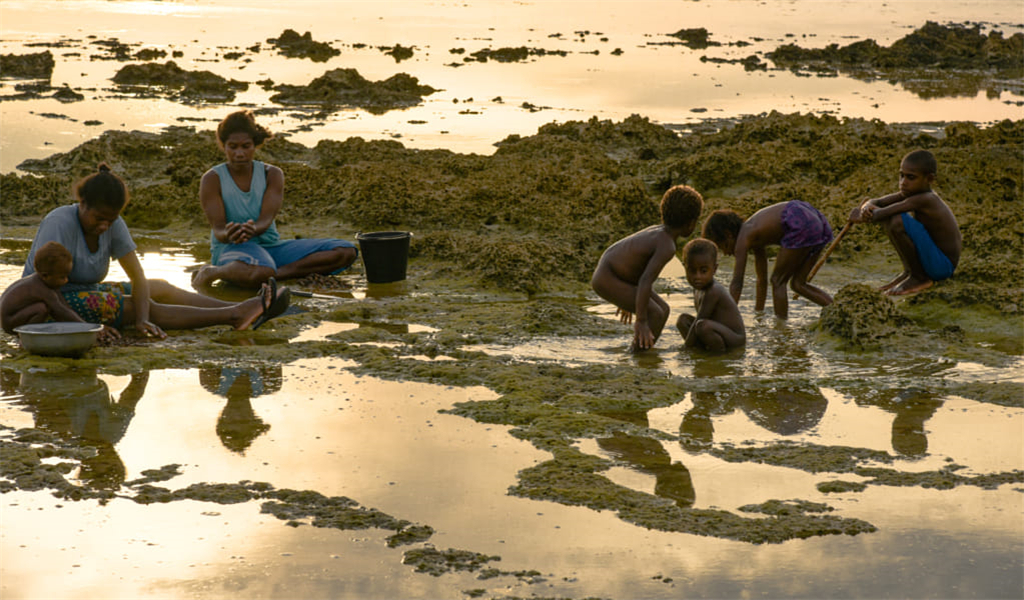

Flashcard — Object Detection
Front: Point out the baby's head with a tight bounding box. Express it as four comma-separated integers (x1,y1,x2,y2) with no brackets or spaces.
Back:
682,238,718,290
701,209,744,256
34,241,73,289
661,185,704,235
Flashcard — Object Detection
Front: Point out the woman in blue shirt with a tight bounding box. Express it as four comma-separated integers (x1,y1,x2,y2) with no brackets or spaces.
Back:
191,110,358,289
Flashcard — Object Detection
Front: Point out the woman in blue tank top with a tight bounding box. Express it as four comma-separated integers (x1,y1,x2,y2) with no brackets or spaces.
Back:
192,110,358,289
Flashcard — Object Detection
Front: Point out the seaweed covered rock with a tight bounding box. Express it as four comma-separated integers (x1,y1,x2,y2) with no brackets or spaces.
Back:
818,284,911,346
767,22,1023,98
0,51,55,80
111,61,248,102
267,29,340,62
269,68,436,113
2,113,1021,299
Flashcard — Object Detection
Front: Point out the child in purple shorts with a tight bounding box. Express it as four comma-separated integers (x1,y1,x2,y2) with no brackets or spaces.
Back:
702,200,834,319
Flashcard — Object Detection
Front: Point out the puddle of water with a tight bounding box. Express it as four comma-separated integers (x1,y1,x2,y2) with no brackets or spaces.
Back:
2,249,1022,598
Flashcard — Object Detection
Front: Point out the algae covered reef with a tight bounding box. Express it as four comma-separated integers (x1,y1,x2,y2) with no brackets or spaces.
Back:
766,21,1024,98
3,110,1021,308
1,110,1022,591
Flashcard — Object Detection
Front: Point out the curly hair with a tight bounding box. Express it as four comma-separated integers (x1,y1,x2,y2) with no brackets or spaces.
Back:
701,209,744,247
217,110,273,146
34,241,72,275
660,185,704,229
75,162,129,212
682,238,718,265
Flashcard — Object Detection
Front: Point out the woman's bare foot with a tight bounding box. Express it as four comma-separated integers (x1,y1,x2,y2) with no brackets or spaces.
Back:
887,277,933,296
191,265,218,290
878,272,908,292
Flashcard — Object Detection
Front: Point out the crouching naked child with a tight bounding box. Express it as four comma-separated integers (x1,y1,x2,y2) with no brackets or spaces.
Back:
0,242,99,334
848,149,961,296
702,199,834,319
676,239,745,352
591,185,704,351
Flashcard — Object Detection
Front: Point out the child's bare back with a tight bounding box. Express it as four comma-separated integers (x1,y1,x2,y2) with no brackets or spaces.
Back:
1,241,79,334
596,225,678,286
591,185,704,351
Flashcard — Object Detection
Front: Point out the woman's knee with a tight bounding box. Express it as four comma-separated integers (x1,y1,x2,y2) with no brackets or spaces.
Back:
334,246,358,268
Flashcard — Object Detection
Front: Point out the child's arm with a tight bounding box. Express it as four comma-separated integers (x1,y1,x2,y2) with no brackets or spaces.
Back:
850,192,903,223
728,240,748,303
862,192,932,222
683,289,718,348
39,286,85,324
632,240,675,349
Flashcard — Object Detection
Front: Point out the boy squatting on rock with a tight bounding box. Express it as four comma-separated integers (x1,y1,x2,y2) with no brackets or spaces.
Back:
675,238,746,352
591,185,704,351
0,241,86,335
848,149,961,296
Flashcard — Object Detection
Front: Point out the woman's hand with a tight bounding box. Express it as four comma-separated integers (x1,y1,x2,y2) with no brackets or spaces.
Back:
225,220,256,244
135,320,167,340
97,325,121,344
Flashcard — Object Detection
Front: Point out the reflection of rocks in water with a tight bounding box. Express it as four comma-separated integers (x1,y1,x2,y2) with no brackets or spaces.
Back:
766,22,1024,98
200,367,280,454
819,284,911,347
462,46,568,63
1,51,55,80
111,61,249,102
597,431,695,507
664,28,721,50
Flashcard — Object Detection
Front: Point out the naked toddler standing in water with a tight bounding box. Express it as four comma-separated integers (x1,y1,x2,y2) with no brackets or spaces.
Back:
676,238,745,352
591,185,704,351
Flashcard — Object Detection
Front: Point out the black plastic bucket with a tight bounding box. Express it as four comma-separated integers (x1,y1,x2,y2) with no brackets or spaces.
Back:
356,231,412,283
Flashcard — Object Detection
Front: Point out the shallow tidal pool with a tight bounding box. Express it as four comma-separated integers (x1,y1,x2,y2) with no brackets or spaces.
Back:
1,250,1022,599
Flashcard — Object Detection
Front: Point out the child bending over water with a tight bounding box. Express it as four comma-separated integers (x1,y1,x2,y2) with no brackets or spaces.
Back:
0,242,91,335
676,239,745,352
591,185,704,351
702,199,833,319
848,149,961,296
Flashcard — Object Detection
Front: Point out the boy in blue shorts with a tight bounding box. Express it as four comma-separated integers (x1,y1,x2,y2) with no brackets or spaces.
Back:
849,150,961,296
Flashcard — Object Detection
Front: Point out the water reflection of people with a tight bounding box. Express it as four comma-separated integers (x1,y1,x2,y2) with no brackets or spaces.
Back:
199,366,280,454
859,388,942,458
680,385,828,450
13,368,148,489
596,409,695,507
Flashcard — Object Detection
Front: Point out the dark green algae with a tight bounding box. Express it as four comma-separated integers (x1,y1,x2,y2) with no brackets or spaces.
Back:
766,22,1024,99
